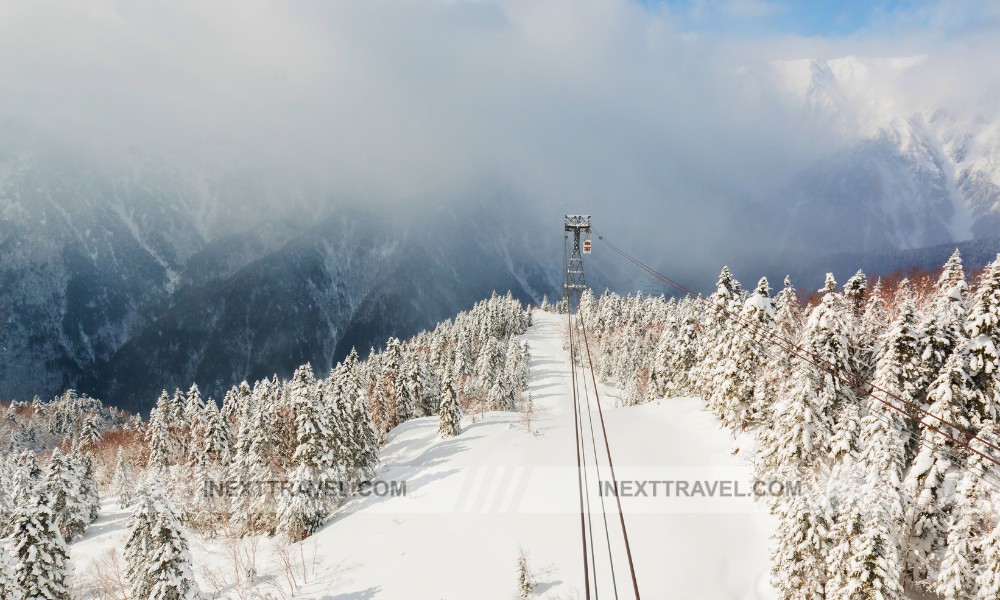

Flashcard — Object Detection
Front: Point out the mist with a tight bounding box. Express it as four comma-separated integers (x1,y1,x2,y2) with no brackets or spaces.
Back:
2,0,999,284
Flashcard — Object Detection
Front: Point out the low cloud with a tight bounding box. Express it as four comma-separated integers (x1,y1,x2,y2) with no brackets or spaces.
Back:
0,0,997,276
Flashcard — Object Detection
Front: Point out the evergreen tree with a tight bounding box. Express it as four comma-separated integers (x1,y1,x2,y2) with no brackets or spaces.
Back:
344,349,379,482
147,407,172,473
381,338,412,430
859,293,921,522
843,269,868,319
113,447,134,508
977,520,1000,599
696,266,742,406
80,414,103,450
201,398,232,464
10,451,42,512
858,278,889,382
70,447,100,524
770,483,828,600
717,277,775,431
276,364,340,541
0,543,12,600
666,297,702,396
11,493,71,600
231,396,279,536
904,353,974,586
824,468,903,600
916,250,968,402
439,367,462,438
963,254,1000,425
43,449,88,543
754,277,802,426
124,481,202,600
936,422,1000,599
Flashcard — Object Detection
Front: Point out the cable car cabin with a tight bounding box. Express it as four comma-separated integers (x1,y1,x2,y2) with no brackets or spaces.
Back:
583,238,592,254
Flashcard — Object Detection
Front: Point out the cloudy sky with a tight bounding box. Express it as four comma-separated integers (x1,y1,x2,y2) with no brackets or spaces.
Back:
1,0,998,274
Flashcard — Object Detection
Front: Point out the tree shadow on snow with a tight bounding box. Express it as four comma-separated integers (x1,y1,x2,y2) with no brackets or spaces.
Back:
320,586,381,599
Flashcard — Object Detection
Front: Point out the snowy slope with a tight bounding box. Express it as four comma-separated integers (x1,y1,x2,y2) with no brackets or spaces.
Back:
70,311,775,599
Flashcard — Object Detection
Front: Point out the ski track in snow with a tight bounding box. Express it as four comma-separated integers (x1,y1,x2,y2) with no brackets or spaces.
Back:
71,311,776,599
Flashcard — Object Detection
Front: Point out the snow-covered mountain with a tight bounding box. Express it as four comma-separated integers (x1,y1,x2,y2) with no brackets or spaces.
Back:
760,56,1000,256
0,138,559,411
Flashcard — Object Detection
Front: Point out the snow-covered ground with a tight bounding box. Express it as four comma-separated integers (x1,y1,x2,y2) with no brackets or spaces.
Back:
71,311,775,599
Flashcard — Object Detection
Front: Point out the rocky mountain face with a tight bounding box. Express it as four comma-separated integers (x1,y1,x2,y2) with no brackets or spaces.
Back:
0,141,558,413
759,56,1000,257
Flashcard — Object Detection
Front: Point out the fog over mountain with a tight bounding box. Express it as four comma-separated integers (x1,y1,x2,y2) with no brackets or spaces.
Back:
2,0,1000,409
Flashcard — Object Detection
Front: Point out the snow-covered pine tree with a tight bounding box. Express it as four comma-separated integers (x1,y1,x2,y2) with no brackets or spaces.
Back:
666,297,702,397
276,363,340,542
10,451,41,512
978,518,1000,599
147,405,172,473
201,397,232,464
859,292,921,524
829,488,903,599
903,352,974,587
381,338,413,431
717,277,775,431
124,481,202,600
70,446,100,524
695,266,742,407
0,543,12,600
405,359,429,417
341,349,379,483
43,448,87,543
770,482,828,600
963,254,1000,425
80,414,103,450
184,384,205,427
843,269,868,319
11,492,71,600
935,421,1000,599
113,447,134,508
816,274,862,463
230,390,279,536
439,367,462,438
650,328,674,399
859,278,889,382
916,250,968,404
753,276,802,427
760,275,856,473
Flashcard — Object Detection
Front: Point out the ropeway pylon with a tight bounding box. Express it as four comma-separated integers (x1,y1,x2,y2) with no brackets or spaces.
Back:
563,215,591,308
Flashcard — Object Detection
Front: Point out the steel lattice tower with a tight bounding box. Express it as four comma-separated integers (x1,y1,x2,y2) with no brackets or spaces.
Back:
563,215,591,308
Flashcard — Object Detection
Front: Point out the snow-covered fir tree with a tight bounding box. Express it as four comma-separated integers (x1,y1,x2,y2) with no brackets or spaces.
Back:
0,543,12,600
859,290,922,524
439,367,462,438
276,364,341,541
770,482,828,600
696,266,742,405
717,277,775,431
935,422,1000,599
753,276,801,426
113,447,134,508
916,249,968,401
42,448,88,543
903,352,974,587
963,254,1000,425
124,481,202,600
10,492,71,600
977,518,1000,599
69,446,100,525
